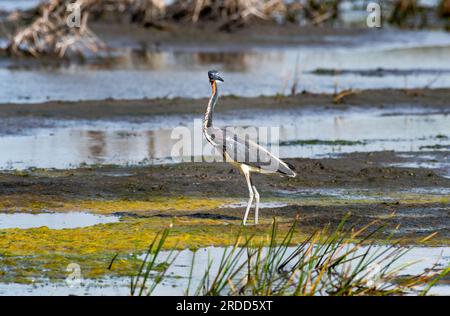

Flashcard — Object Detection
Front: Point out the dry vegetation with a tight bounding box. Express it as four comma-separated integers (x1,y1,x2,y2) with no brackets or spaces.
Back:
6,0,104,57
388,0,428,28
439,0,450,17
1,0,449,57
2,0,341,57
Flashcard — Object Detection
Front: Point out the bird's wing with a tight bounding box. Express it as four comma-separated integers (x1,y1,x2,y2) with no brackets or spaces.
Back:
210,128,296,177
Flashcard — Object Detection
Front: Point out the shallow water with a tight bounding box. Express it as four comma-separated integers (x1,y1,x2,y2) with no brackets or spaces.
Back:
389,152,450,179
0,245,448,296
221,201,288,209
154,245,450,296
2,30,450,103
275,187,450,200
275,187,395,201
0,1,448,298
0,108,447,170
0,212,119,229
0,0,41,11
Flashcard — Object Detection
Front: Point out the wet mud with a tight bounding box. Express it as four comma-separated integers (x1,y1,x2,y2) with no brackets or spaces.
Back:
0,150,448,240
0,88,449,126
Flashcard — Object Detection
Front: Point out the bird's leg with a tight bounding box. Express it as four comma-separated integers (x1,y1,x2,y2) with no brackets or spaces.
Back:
241,166,254,226
252,185,260,225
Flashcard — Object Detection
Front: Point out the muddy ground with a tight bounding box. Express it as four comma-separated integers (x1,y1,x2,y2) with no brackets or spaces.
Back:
0,88,449,131
0,88,448,283
0,150,448,238
0,10,448,291
0,88,448,238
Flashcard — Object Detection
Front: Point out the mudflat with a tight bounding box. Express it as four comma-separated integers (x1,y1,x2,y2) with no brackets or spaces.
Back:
0,88,448,124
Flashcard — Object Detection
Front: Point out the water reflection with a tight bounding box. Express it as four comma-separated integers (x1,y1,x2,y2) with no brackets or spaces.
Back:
0,245,448,295
0,109,447,170
85,131,107,164
0,212,119,229
192,51,255,71
2,30,450,103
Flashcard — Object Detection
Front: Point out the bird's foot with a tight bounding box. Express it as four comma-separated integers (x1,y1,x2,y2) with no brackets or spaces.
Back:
242,222,258,226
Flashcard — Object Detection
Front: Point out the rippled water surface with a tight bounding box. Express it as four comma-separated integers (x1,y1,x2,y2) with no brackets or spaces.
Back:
1,30,450,103
0,0,448,297
0,212,119,229
0,108,447,170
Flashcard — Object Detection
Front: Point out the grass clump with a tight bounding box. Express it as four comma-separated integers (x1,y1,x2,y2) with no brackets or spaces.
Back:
419,144,450,150
132,216,449,296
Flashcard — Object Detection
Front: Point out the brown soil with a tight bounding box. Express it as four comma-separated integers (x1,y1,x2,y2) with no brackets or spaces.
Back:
0,88,448,124
0,151,446,197
0,88,448,242
0,151,448,241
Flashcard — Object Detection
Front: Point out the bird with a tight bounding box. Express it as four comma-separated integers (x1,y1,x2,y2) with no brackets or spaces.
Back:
203,70,296,226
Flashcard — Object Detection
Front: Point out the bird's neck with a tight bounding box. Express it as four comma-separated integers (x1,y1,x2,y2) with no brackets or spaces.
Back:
204,80,218,131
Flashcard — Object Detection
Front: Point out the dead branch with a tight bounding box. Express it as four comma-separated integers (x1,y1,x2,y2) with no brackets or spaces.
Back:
333,89,360,104
303,0,340,25
438,0,450,17
4,0,345,58
6,0,167,57
167,0,287,29
7,0,105,57
388,0,428,28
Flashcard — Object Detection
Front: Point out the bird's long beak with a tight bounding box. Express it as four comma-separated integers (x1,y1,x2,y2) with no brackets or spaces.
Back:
215,76,224,82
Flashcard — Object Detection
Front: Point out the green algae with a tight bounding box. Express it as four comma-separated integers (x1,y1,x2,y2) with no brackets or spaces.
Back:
0,217,310,283
0,168,448,285
1,189,447,215
435,134,449,140
0,215,447,285
0,195,234,214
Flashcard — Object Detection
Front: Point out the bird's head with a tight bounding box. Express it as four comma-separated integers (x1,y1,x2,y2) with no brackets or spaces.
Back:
208,70,224,83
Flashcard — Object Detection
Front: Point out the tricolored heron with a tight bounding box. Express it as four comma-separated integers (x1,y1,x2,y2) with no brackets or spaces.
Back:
203,70,296,226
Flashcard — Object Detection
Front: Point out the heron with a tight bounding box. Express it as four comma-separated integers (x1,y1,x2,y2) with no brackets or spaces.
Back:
203,70,296,226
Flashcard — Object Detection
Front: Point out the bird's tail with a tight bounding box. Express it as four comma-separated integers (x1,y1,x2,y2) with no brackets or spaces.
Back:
278,161,296,178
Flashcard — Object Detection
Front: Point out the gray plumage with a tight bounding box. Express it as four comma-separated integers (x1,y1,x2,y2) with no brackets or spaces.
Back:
203,70,296,225
206,126,296,176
